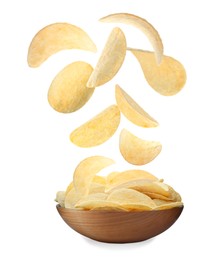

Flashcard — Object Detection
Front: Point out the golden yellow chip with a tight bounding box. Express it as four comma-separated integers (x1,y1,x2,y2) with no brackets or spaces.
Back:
106,169,158,191
65,175,106,196
73,156,115,196
48,61,94,113
92,175,106,185
70,105,120,147
65,182,74,196
77,193,108,203
129,49,186,96
115,85,158,128
107,188,156,208
100,13,163,64
108,179,170,198
153,199,170,206
119,129,162,165
75,200,127,211
55,191,66,207
154,201,183,210
89,183,106,194
64,188,81,209
87,27,126,88
27,23,97,67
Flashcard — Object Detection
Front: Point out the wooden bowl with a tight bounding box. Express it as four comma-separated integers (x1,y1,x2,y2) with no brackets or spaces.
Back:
56,205,183,243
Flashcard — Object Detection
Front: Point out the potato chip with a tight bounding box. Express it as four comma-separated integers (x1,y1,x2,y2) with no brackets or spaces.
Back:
99,13,163,64
65,182,74,196
153,199,170,206
115,85,158,128
154,201,183,210
27,23,97,67
87,27,126,88
107,179,170,198
92,176,106,185
65,176,106,196
48,61,94,113
64,188,81,209
106,169,158,191
107,188,156,208
166,185,182,202
73,156,115,196
89,183,106,194
70,105,120,147
77,193,108,203
119,129,162,165
129,49,187,96
143,192,173,201
55,191,66,207
75,200,127,211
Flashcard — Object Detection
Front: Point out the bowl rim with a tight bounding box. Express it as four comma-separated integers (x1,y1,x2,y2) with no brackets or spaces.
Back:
56,204,184,213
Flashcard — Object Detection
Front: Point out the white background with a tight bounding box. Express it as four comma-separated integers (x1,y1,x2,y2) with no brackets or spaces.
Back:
1,0,214,259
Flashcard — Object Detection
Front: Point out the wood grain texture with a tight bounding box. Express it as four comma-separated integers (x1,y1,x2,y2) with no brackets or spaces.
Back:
56,205,183,243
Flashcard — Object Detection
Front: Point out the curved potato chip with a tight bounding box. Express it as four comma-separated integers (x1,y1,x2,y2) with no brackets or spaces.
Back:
122,204,154,211
77,193,108,203
100,13,163,64
27,23,97,67
64,188,81,209
143,192,174,201
166,185,182,202
153,199,170,206
107,188,156,208
65,182,74,196
115,85,158,128
106,169,158,191
119,129,162,165
48,61,94,113
154,201,183,210
75,200,127,211
73,156,115,196
93,176,106,185
65,176,106,196
129,49,187,96
87,27,126,88
70,105,120,147
89,183,106,194
55,191,66,207
108,179,170,198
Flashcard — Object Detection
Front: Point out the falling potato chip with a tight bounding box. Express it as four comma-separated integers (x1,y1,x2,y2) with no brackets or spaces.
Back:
119,129,162,165
70,105,120,147
129,49,187,96
27,23,97,67
55,191,66,207
154,201,183,210
107,188,156,208
73,156,114,196
115,85,158,128
106,169,158,191
99,13,163,64
87,27,126,88
48,61,94,113
75,200,127,211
